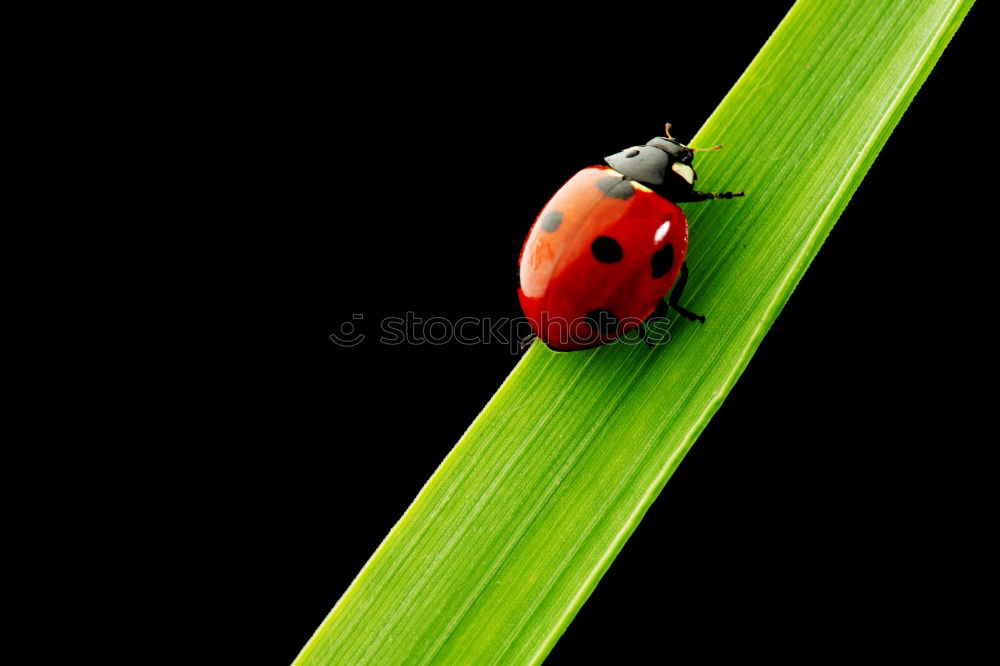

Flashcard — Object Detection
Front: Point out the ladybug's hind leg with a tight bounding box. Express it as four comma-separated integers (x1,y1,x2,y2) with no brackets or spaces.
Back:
669,263,706,324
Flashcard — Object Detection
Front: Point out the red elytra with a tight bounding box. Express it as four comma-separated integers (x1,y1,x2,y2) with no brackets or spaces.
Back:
517,166,688,351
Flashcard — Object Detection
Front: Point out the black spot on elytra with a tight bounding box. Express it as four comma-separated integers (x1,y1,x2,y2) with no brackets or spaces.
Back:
591,236,623,263
652,243,675,279
596,175,634,200
540,210,563,232
585,308,619,335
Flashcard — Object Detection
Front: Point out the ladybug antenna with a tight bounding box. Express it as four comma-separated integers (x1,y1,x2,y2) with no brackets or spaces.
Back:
684,143,723,153
666,123,723,152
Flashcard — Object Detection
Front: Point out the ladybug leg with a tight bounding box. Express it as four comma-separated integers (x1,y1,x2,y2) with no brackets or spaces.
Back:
669,263,706,324
640,300,671,348
674,189,745,202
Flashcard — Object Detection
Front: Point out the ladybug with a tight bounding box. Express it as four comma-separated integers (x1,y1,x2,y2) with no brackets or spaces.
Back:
517,124,743,351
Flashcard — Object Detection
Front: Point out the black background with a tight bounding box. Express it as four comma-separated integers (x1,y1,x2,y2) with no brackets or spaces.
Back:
174,3,988,662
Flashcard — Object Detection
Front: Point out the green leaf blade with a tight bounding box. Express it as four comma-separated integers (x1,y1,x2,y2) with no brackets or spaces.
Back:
295,1,973,663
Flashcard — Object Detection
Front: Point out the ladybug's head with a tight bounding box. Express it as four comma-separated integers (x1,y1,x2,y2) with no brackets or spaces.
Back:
604,124,720,194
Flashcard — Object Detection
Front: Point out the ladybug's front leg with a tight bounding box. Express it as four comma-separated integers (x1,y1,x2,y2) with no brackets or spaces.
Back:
672,189,745,202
